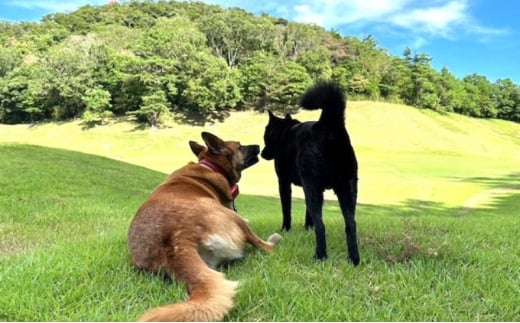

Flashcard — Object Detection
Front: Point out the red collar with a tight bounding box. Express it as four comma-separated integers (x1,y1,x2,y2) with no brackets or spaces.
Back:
199,159,239,199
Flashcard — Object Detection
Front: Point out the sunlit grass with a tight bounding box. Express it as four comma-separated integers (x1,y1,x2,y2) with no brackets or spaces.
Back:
1,103,519,205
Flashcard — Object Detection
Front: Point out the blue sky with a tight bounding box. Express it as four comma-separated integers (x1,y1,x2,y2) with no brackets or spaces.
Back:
1,0,519,84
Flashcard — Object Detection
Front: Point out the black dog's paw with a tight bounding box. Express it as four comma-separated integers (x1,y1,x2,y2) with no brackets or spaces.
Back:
304,224,314,231
313,253,328,261
281,224,291,232
348,257,361,267
349,254,361,266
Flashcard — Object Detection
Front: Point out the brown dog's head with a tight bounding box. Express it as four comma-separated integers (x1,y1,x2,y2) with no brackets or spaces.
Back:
189,132,260,184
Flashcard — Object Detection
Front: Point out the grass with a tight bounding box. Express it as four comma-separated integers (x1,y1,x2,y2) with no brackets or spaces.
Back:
1,102,520,321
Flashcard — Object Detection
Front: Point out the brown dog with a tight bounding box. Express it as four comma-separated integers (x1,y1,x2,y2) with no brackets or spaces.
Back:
128,131,281,322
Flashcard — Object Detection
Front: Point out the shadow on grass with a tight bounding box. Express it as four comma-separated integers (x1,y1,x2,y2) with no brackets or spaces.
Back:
450,171,520,214
172,109,231,126
449,171,520,192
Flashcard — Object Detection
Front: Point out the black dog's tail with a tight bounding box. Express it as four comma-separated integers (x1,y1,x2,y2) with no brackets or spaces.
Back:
299,81,346,128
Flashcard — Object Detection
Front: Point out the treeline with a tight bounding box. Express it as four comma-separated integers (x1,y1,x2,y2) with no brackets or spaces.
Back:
1,0,519,126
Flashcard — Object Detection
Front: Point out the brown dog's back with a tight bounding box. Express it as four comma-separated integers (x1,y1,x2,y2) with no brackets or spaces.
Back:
129,163,237,272
128,132,280,321
128,163,242,321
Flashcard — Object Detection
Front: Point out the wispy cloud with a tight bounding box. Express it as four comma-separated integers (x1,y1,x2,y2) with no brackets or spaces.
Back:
5,0,106,13
388,1,468,38
293,0,412,25
287,0,508,41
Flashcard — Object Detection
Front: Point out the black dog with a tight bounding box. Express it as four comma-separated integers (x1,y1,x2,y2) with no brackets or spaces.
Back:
261,81,360,265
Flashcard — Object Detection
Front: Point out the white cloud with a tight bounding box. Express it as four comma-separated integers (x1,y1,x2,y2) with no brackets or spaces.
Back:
288,0,507,40
293,0,413,26
6,0,107,13
388,1,468,37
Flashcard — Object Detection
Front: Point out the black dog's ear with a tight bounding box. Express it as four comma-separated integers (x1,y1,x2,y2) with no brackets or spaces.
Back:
189,141,206,157
201,131,227,155
285,113,292,120
268,110,275,119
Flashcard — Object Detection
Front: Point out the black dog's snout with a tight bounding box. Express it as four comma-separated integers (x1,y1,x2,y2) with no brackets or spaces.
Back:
260,146,274,160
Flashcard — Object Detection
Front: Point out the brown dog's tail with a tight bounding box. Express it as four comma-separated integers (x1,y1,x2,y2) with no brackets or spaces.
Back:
138,246,238,322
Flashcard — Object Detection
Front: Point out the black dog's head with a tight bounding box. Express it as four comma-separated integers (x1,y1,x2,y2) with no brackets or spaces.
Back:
189,132,260,183
261,110,296,160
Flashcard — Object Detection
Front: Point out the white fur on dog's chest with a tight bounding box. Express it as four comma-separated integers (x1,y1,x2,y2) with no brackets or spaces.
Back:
198,234,244,268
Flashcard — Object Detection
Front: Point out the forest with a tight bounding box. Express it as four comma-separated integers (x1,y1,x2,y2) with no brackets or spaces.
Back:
1,0,519,126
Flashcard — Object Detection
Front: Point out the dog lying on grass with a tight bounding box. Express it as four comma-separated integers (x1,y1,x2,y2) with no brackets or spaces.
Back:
128,131,281,321
261,81,360,265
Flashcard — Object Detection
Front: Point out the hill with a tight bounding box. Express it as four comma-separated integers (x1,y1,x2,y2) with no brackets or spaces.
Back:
1,101,519,207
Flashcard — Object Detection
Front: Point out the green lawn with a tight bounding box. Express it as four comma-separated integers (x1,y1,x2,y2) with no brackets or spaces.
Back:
1,103,519,321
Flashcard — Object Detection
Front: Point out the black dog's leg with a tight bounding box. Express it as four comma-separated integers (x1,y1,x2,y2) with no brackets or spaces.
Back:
303,184,326,260
279,180,292,231
304,209,314,230
334,178,360,266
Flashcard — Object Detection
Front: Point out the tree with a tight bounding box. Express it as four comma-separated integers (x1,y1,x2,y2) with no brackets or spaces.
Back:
409,52,440,109
462,74,496,118
0,46,23,78
139,17,206,60
198,9,271,67
37,34,102,120
239,51,276,109
334,36,390,99
94,25,143,116
82,88,113,125
495,78,520,122
128,88,169,128
267,60,312,113
0,69,28,124
436,67,475,114
379,56,411,102
296,46,332,80
0,46,25,123
239,51,312,112
272,21,323,60
177,51,241,116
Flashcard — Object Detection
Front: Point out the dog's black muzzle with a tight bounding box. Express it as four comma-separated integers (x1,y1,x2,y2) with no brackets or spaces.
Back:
242,145,260,170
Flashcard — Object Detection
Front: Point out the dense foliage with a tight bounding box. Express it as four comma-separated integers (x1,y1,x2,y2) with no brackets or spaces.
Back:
1,0,519,125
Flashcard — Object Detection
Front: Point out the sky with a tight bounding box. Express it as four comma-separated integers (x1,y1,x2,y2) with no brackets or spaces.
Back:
1,0,519,84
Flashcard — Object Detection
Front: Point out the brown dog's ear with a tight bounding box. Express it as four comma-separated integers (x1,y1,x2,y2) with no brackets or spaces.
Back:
201,132,227,155
189,141,206,157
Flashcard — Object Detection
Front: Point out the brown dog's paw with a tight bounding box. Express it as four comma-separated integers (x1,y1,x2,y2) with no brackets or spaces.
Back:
267,233,282,245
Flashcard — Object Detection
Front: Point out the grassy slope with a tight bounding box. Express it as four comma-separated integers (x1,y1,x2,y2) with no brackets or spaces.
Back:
1,102,519,321
1,102,519,206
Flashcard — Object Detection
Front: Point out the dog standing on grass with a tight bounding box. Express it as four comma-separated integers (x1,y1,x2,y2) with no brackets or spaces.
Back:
261,81,360,265
128,131,281,322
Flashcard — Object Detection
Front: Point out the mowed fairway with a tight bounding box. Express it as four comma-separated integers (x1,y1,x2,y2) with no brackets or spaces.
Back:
1,102,519,321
